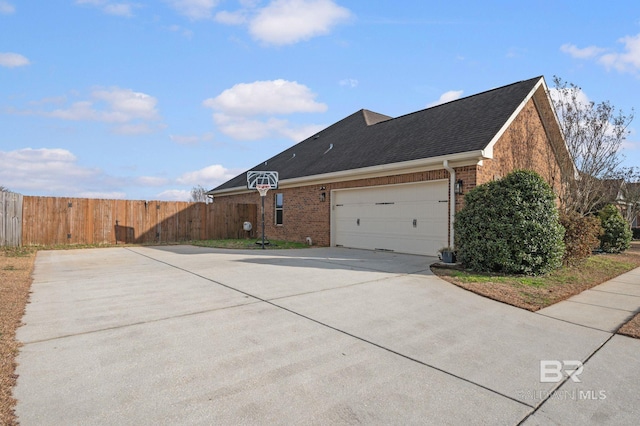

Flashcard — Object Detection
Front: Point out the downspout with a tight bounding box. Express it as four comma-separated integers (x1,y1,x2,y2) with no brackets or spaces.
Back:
443,160,455,248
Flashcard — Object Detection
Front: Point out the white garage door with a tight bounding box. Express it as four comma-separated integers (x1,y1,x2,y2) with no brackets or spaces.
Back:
332,181,449,256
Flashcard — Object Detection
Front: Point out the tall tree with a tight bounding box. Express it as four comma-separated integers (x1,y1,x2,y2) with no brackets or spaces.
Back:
619,167,640,226
190,185,209,203
551,76,634,215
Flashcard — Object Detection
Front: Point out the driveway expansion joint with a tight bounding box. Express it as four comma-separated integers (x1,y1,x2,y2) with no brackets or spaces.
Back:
21,300,263,345
561,299,636,312
126,247,533,410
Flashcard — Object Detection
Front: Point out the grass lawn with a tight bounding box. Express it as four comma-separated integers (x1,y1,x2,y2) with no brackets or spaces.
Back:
432,241,640,313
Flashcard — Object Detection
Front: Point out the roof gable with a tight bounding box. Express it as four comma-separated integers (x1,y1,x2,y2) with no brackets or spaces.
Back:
212,76,544,192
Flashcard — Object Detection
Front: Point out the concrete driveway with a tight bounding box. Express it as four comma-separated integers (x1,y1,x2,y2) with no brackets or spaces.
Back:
14,246,639,425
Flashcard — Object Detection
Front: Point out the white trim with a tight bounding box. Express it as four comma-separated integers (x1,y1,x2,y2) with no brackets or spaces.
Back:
210,150,485,196
443,160,456,248
482,77,544,157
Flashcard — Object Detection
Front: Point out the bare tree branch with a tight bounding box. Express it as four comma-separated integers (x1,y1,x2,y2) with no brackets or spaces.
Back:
551,76,634,215
190,185,209,203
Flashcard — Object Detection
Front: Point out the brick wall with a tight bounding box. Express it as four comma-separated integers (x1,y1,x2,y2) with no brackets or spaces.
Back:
477,98,563,194
214,98,567,247
214,169,452,246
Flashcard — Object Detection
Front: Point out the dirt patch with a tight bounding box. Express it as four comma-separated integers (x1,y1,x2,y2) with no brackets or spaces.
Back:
0,247,35,426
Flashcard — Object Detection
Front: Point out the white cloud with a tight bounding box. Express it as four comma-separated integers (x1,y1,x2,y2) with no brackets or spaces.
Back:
215,9,247,25
249,0,351,45
203,79,327,141
78,191,127,199
23,87,162,133
427,90,464,108
75,0,135,17
548,87,591,109
203,79,327,116
562,33,640,75
92,87,159,121
167,24,194,38
0,1,15,14
0,52,30,68
278,122,325,141
560,43,605,59
166,0,218,20
176,164,241,185
599,33,640,74
103,3,134,17
211,114,322,141
339,78,358,88
112,123,160,135
156,189,192,201
0,148,106,195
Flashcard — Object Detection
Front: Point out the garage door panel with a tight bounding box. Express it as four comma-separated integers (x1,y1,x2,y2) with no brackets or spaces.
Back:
332,181,448,256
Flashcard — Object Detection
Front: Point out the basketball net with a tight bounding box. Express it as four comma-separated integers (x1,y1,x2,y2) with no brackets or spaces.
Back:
256,184,271,197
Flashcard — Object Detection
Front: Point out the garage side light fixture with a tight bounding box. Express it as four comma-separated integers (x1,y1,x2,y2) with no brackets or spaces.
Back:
455,179,463,195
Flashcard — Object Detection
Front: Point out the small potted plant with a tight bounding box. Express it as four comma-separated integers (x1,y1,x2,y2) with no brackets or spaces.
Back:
438,247,456,264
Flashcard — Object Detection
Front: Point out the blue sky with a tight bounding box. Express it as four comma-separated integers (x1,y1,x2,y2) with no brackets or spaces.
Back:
1,0,639,200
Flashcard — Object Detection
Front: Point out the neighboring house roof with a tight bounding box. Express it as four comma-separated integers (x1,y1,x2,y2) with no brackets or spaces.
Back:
211,76,547,193
600,178,625,203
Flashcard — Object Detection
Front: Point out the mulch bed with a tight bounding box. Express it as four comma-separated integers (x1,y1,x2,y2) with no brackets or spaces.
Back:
618,313,640,339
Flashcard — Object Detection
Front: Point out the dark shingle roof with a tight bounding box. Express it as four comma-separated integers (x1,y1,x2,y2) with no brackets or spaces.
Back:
212,76,542,191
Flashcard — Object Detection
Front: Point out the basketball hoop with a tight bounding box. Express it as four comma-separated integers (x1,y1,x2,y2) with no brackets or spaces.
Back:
256,184,271,197
247,171,279,250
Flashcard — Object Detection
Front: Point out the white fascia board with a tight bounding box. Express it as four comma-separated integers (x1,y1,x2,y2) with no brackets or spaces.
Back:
482,77,544,158
206,187,253,197
532,78,580,179
210,150,486,196
283,151,487,188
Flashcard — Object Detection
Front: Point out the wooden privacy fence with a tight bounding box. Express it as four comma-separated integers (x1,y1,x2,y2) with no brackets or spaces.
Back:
1,191,23,247
21,196,257,246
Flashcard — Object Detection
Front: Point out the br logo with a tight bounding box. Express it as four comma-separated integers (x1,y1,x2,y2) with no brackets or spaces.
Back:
540,360,584,383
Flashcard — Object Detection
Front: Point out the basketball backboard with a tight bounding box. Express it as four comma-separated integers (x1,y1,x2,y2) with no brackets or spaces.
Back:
247,171,279,190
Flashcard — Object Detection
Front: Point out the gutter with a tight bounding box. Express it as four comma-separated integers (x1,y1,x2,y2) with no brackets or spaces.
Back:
209,150,486,197
443,160,456,248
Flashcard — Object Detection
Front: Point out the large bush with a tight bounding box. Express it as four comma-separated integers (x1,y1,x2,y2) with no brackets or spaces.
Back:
598,204,632,253
455,170,565,275
560,211,602,265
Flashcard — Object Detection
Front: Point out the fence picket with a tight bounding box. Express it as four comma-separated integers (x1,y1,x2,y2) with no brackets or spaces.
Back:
0,191,23,247
11,196,256,246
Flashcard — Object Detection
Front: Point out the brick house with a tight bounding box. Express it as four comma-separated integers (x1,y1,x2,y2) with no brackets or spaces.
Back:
208,76,573,256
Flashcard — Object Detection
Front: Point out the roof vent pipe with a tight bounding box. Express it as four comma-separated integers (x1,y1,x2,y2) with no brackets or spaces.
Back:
323,144,333,154
443,160,456,248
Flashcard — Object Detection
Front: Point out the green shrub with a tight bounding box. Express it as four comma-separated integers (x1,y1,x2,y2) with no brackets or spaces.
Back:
560,211,602,265
598,204,632,253
454,170,565,275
